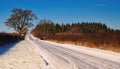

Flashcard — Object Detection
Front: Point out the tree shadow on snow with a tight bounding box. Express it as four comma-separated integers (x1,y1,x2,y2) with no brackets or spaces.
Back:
0,40,20,55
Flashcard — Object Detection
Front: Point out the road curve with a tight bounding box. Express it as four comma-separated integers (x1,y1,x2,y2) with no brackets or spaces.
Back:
29,36,120,69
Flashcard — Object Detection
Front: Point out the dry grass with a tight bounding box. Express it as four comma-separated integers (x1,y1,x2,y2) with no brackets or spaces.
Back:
46,32,120,52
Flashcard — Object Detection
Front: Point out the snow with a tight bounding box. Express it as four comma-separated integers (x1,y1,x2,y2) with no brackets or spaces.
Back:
43,40,120,64
0,35,120,69
0,36,46,69
29,35,120,69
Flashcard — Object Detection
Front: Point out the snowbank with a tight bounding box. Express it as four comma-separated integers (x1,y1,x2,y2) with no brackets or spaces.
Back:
0,37,45,69
43,40,120,64
29,35,120,69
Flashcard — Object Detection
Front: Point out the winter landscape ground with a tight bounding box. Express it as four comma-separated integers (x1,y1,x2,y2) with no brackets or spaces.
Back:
0,35,120,69
0,0,120,69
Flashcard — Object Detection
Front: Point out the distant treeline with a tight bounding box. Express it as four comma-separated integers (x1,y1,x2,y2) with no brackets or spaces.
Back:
0,32,20,46
31,19,120,52
31,19,116,38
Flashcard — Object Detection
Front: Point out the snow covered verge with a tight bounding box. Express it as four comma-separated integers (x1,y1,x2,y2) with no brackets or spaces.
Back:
44,40,120,64
1,35,119,69
30,35,120,64
29,35,120,69
0,36,46,69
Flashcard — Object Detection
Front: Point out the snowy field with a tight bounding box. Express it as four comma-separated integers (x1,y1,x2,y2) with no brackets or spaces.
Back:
0,35,120,69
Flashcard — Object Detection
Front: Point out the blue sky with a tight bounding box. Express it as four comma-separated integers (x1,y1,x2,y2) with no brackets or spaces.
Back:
0,0,120,32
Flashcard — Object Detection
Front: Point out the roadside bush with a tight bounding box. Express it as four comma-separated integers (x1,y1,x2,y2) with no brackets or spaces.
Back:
46,32,120,52
0,32,20,46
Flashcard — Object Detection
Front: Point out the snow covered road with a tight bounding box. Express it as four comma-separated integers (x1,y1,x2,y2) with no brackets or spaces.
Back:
29,35,120,69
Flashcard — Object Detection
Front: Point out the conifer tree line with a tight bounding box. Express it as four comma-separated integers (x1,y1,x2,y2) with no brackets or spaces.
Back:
31,19,116,38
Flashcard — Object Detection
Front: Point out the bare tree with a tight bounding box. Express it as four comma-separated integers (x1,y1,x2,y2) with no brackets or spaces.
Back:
5,8,37,38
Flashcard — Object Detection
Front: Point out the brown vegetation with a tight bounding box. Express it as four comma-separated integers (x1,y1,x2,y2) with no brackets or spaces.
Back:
46,32,120,52
5,8,37,38
31,20,120,52
0,32,20,46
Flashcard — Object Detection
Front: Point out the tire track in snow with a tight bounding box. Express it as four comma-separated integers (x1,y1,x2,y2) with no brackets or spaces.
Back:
29,36,120,69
